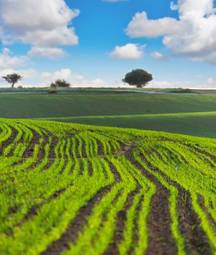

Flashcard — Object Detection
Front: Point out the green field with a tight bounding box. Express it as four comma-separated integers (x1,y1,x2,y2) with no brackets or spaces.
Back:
0,89,216,138
1,90,216,118
0,118,216,255
51,111,216,138
1,89,216,254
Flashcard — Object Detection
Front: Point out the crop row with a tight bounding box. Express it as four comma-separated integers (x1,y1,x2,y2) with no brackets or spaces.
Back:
0,119,216,254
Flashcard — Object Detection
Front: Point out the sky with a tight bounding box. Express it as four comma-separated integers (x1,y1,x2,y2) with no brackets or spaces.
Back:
0,0,216,88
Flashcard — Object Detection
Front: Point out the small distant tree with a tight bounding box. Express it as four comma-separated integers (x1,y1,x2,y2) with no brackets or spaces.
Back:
54,79,70,88
2,73,22,88
48,83,58,94
123,69,153,88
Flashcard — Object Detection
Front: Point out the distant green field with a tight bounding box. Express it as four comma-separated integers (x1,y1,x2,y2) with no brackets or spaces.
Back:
0,89,216,138
51,111,216,138
0,90,216,118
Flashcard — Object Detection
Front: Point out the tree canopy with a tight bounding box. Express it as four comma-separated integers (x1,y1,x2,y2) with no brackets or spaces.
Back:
52,79,71,88
123,69,153,88
2,73,22,88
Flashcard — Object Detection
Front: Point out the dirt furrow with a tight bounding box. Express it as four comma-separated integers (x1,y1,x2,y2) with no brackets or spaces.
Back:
116,141,136,158
5,182,74,236
128,194,144,255
129,155,176,255
198,195,216,232
178,192,212,255
181,142,216,167
103,185,141,255
42,184,112,255
131,152,212,255
22,126,41,158
0,126,18,155
106,159,121,182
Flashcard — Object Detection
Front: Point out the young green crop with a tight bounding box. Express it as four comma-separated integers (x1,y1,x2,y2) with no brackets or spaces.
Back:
0,118,216,255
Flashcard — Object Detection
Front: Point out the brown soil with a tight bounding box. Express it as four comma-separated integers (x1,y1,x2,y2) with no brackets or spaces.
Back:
178,192,212,255
88,159,93,176
23,127,41,158
106,159,121,182
42,184,112,255
116,141,136,158
198,195,216,233
128,194,144,255
6,182,75,236
103,185,141,255
129,155,177,255
0,126,18,155
131,152,212,255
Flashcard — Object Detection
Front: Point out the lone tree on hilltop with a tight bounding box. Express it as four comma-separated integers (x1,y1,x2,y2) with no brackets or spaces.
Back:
123,69,153,88
2,73,22,88
52,79,70,88
49,83,58,94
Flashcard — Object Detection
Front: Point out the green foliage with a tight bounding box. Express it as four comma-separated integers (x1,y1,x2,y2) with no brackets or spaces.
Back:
2,73,22,88
123,69,153,88
51,79,71,88
0,119,216,254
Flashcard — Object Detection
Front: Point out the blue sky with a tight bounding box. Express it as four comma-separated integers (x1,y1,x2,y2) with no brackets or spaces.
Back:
0,0,216,88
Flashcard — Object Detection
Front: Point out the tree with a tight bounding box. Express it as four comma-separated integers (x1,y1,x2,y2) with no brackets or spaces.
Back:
2,73,22,88
123,69,153,88
53,79,70,88
48,83,58,94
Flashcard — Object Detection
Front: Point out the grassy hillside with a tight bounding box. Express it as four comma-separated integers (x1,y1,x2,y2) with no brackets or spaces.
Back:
52,111,216,138
0,89,216,138
0,90,216,118
0,118,216,254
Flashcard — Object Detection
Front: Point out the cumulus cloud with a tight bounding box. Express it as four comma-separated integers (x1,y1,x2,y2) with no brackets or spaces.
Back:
0,0,79,57
0,67,107,87
126,0,216,64
0,48,27,70
126,12,182,38
111,43,144,59
41,68,106,87
28,47,65,58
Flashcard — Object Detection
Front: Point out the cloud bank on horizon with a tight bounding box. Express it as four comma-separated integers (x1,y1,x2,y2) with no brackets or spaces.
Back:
0,0,216,88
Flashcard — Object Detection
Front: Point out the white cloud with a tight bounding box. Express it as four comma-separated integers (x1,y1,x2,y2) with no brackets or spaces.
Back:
149,80,191,88
126,12,182,38
0,67,107,87
28,47,65,58
111,43,144,59
40,68,106,87
126,0,216,64
151,51,169,61
0,48,33,87
0,48,27,70
0,0,79,57
149,77,216,89
207,77,216,88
